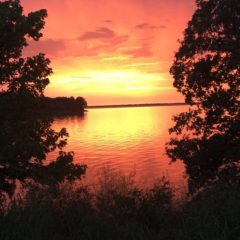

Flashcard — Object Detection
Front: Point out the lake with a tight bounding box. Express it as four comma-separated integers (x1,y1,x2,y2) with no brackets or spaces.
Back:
51,105,188,190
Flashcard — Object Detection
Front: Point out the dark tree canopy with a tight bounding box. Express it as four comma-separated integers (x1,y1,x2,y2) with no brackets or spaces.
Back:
0,0,51,96
167,0,240,192
39,96,87,116
0,0,86,197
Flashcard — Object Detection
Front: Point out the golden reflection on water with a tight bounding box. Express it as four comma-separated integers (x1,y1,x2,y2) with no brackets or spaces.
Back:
51,106,188,189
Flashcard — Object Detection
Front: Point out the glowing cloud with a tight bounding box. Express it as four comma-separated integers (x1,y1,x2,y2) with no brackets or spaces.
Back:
22,0,196,105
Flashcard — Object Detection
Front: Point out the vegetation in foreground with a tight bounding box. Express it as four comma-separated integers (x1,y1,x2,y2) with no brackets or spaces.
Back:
0,0,239,239
0,173,240,240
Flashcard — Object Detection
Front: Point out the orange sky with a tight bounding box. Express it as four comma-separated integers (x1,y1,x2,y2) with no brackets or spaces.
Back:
22,0,196,105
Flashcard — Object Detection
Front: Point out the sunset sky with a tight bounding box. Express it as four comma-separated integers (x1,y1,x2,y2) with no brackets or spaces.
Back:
22,0,196,105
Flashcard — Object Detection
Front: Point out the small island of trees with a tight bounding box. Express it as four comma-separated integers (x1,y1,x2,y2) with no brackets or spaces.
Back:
38,96,87,116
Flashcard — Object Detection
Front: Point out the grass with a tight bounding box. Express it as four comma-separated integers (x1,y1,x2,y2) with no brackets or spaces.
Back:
0,171,240,240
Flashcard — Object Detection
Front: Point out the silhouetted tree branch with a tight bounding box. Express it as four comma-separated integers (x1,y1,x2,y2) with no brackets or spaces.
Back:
167,0,240,193
0,0,86,197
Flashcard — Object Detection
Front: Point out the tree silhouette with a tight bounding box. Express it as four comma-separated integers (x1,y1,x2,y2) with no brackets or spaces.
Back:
0,0,51,96
39,96,87,116
0,0,86,197
167,0,240,192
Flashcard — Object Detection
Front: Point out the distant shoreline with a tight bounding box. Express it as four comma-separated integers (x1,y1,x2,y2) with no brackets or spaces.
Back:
87,102,187,109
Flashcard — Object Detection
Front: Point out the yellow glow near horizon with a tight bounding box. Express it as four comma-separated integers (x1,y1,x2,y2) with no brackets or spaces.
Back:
22,0,196,104
48,69,167,95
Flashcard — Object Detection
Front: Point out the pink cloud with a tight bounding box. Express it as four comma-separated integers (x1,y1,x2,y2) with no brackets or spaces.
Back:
77,35,129,57
23,39,66,57
135,23,166,29
75,27,129,57
79,27,115,41
124,45,153,58
104,20,113,23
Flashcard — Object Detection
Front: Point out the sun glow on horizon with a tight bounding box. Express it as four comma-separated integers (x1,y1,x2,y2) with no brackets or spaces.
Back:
22,0,196,105
46,64,174,104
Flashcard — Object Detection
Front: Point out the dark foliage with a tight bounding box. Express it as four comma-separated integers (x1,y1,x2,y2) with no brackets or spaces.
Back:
38,96,87,116
0,0,86,198
0,0,50,96
0,177,176,240
167,0,240,192
0,179,240,240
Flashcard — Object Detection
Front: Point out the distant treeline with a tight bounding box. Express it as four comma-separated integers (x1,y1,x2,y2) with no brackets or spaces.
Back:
0,94,88,116
88,102,187,109
38,96,87,115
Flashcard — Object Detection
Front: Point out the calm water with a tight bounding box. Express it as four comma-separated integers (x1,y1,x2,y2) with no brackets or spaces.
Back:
51,106,188,189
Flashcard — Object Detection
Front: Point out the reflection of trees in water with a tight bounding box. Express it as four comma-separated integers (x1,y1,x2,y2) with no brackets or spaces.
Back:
167,0,240,193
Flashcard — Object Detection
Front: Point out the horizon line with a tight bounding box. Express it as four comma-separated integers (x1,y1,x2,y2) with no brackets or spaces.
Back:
87,102,187,109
